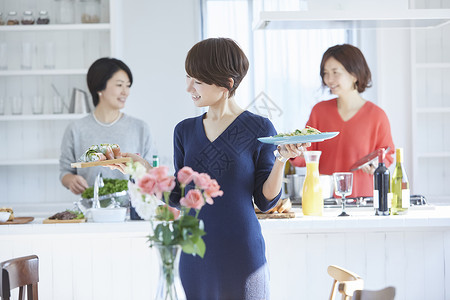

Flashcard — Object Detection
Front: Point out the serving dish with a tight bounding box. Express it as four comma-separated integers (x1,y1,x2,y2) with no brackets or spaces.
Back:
90,207,127,223
0,217,34,225
71,157,131,168
258,132,339,145
349,147,390,171
43,218,86,224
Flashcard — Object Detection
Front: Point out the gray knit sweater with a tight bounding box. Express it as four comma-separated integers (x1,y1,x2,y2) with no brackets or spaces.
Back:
59,113,156,187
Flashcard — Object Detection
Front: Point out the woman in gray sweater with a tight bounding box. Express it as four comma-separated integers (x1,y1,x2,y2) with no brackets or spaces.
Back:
59,57,156,195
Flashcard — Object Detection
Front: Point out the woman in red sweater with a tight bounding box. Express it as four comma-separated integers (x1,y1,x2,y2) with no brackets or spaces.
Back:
291,44,395,197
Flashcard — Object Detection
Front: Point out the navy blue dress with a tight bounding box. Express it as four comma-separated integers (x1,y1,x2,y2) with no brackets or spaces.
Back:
171,111,281,300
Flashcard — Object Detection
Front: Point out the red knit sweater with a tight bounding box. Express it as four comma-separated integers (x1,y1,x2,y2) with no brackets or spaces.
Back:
291,98,395,197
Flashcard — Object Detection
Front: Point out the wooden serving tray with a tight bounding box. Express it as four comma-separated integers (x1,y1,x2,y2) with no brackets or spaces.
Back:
256,211,296,219
71,157,131,168
0,217,34,225
43,218,86,224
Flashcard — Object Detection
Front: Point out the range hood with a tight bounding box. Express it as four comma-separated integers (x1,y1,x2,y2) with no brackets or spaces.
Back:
253,9,450,30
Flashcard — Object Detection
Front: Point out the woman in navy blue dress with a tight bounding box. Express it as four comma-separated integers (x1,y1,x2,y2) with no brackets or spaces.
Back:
171,38,308,300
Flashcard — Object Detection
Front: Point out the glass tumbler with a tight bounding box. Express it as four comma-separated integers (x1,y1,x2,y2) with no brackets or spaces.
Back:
32,96,44,114
21,42,33,70
11,96,23,115
0,42,7,70
55,0,75,24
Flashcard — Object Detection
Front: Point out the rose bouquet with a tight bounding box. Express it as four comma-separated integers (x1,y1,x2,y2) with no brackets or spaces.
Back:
125,161,223,258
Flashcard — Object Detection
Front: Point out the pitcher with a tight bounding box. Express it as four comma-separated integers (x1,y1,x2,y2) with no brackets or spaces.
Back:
302,151,323,216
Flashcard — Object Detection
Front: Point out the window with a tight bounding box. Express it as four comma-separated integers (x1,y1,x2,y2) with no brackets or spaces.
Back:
201,0,351,132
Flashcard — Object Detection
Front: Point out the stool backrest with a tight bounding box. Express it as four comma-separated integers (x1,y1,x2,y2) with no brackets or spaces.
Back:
328,265,364,300
353,286,396,300
0,255,39,300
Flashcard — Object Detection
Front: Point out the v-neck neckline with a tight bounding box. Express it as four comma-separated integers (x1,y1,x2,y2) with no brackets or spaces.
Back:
199,111,247,144
335,98,368,123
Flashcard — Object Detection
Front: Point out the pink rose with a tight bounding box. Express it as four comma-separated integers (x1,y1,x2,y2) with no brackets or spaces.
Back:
167,206,181,220
158,176,176,192
194,173,211,190
177,167,197,186
204,195,214,205
204,179,223,199
137,174,158,195
180,189,204,210
148,166,169,181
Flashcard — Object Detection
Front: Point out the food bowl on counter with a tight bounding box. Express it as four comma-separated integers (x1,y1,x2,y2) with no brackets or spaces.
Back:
0,211,11,222
76,191,130,213
90,207,127,223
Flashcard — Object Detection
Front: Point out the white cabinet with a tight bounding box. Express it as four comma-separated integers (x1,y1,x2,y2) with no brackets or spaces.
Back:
0,0,115,207
411,0,450,204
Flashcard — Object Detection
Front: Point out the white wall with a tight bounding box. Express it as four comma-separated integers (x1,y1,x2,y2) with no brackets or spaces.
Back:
115,0,201,168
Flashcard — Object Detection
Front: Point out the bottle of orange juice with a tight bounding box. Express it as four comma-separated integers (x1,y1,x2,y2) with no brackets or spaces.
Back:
302,151,323,216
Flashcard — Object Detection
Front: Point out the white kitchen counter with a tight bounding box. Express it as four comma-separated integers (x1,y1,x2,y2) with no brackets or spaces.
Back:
1,206,449,300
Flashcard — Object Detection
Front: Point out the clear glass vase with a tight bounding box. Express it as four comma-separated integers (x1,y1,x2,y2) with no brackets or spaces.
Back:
154,244,186,300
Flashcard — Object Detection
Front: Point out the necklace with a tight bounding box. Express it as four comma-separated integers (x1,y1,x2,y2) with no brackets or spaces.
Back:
93,112,122,127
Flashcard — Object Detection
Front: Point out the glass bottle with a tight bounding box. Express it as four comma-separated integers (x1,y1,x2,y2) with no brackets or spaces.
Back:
6,11,20,25
55,0,75,24
391,148,410,215
153,155,160,168
302,151,323,216
373,149,390,216
80,0,100,23
21,11,35,25
37,10,50,24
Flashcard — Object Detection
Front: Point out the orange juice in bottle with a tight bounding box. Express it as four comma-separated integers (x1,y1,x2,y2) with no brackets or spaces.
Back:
302,151,323,216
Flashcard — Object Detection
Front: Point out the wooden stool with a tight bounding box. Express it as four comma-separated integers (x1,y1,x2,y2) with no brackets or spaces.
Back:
328,265,364,300
0,255,39,300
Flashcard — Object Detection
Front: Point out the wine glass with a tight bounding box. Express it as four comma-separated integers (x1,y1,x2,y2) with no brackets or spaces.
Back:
333,172,353,217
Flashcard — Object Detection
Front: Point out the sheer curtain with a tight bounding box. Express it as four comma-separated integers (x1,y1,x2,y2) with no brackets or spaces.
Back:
202,0,351,132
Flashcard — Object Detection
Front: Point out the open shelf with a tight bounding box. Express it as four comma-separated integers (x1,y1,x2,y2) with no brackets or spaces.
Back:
416,107,450,113
0,69,88,76
0,113,88,121
0,158,59,166
0,23,111,32
417,152,450,158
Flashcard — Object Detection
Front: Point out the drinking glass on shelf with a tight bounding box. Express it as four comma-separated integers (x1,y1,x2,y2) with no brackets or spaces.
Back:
32,96,44,114
0,42,7,70
53,95,64,114
333,172,353,217
21,42,33,70
43,42,55,69
11,96,23,115
0,97,5,115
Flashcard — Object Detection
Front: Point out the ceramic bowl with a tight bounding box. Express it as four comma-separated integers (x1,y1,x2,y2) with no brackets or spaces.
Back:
90,207,127,223
0,211,11,222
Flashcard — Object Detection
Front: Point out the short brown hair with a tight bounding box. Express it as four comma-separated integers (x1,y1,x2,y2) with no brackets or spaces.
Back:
320,44,372,93
185,38,249,98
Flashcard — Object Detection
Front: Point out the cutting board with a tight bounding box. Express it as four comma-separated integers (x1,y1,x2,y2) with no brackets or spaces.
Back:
256,211,296,219
43,218,86,224
71,157,131,168
0,217,34,225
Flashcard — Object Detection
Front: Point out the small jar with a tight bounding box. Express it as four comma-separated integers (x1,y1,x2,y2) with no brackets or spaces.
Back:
55,0,75,24
37,10,50,24
80,0,100,23
0,12,5,26
21,11,35,25
6,11,20,25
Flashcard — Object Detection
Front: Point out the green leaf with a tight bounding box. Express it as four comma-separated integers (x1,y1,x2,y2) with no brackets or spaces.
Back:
195,238,206,258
